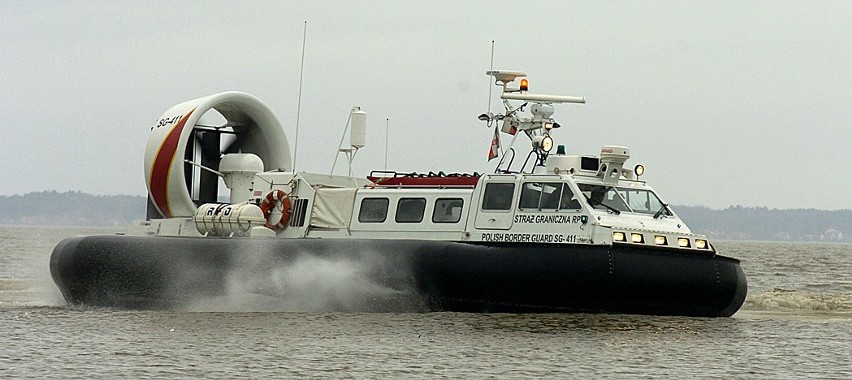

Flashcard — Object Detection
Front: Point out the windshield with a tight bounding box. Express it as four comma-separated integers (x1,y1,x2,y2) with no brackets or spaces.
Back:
577,183,670,216
617,188,671,216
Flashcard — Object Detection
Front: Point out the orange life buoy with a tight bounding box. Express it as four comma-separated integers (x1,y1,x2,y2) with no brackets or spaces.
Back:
259,189,291,231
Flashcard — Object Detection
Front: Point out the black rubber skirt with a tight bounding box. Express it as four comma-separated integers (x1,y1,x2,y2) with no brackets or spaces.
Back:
50,235,747,317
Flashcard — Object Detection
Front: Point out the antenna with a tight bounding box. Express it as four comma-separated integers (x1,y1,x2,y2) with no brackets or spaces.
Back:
487,40,495,118
485,41,504,159
384,118,389,171
501,93,586,104
292,20,307,171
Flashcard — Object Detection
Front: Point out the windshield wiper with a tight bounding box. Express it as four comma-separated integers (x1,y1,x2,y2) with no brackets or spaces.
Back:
653,203,671,219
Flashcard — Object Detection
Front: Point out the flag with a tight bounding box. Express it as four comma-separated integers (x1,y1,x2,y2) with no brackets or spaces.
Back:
501,120,518,135
488,127,500,161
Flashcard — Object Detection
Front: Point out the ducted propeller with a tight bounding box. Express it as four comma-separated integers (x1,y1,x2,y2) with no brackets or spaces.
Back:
144,91,292,219
184,114,246,204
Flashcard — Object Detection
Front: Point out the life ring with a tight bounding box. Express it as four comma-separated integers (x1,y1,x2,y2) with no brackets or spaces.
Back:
259,189,291,231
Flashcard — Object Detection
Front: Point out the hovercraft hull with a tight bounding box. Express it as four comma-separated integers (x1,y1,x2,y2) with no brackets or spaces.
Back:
50,235,746,317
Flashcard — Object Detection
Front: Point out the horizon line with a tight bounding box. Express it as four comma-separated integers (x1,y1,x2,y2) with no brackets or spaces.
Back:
2,190,850,213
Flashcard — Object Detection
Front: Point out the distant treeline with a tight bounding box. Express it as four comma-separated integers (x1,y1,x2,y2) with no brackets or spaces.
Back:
675,205,850,242
0,191,146,226
0,192,849,241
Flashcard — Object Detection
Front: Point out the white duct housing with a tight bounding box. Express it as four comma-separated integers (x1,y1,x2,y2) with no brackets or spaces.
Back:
144,92,291,218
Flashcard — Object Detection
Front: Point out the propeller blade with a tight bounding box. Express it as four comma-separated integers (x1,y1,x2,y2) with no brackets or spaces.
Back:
222,134,241,154
197,131,221,203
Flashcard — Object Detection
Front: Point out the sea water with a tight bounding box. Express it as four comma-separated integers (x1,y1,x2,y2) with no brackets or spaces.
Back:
1,226,850,378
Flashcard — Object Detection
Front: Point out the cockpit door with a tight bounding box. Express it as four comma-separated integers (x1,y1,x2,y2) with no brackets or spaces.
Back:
474,181,517,230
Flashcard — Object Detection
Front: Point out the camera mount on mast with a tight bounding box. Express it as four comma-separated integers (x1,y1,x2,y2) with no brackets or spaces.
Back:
479,70,586,172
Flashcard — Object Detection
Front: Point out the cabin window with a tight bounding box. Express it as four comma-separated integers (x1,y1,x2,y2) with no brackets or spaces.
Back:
617,188,670,216
577,183,630,213
433,198,464,223
396,198,426,223
358,198,389,223
482,183,515,211
519,183,581,211
581,156,600,171
559,186,581,210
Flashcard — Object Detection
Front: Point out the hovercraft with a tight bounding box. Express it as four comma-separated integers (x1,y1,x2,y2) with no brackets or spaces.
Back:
50,70,747,316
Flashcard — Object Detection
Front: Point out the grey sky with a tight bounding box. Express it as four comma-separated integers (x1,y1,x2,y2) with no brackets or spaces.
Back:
1,1,849,210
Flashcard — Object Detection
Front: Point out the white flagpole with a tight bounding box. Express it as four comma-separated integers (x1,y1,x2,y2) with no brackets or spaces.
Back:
292,21,307,171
